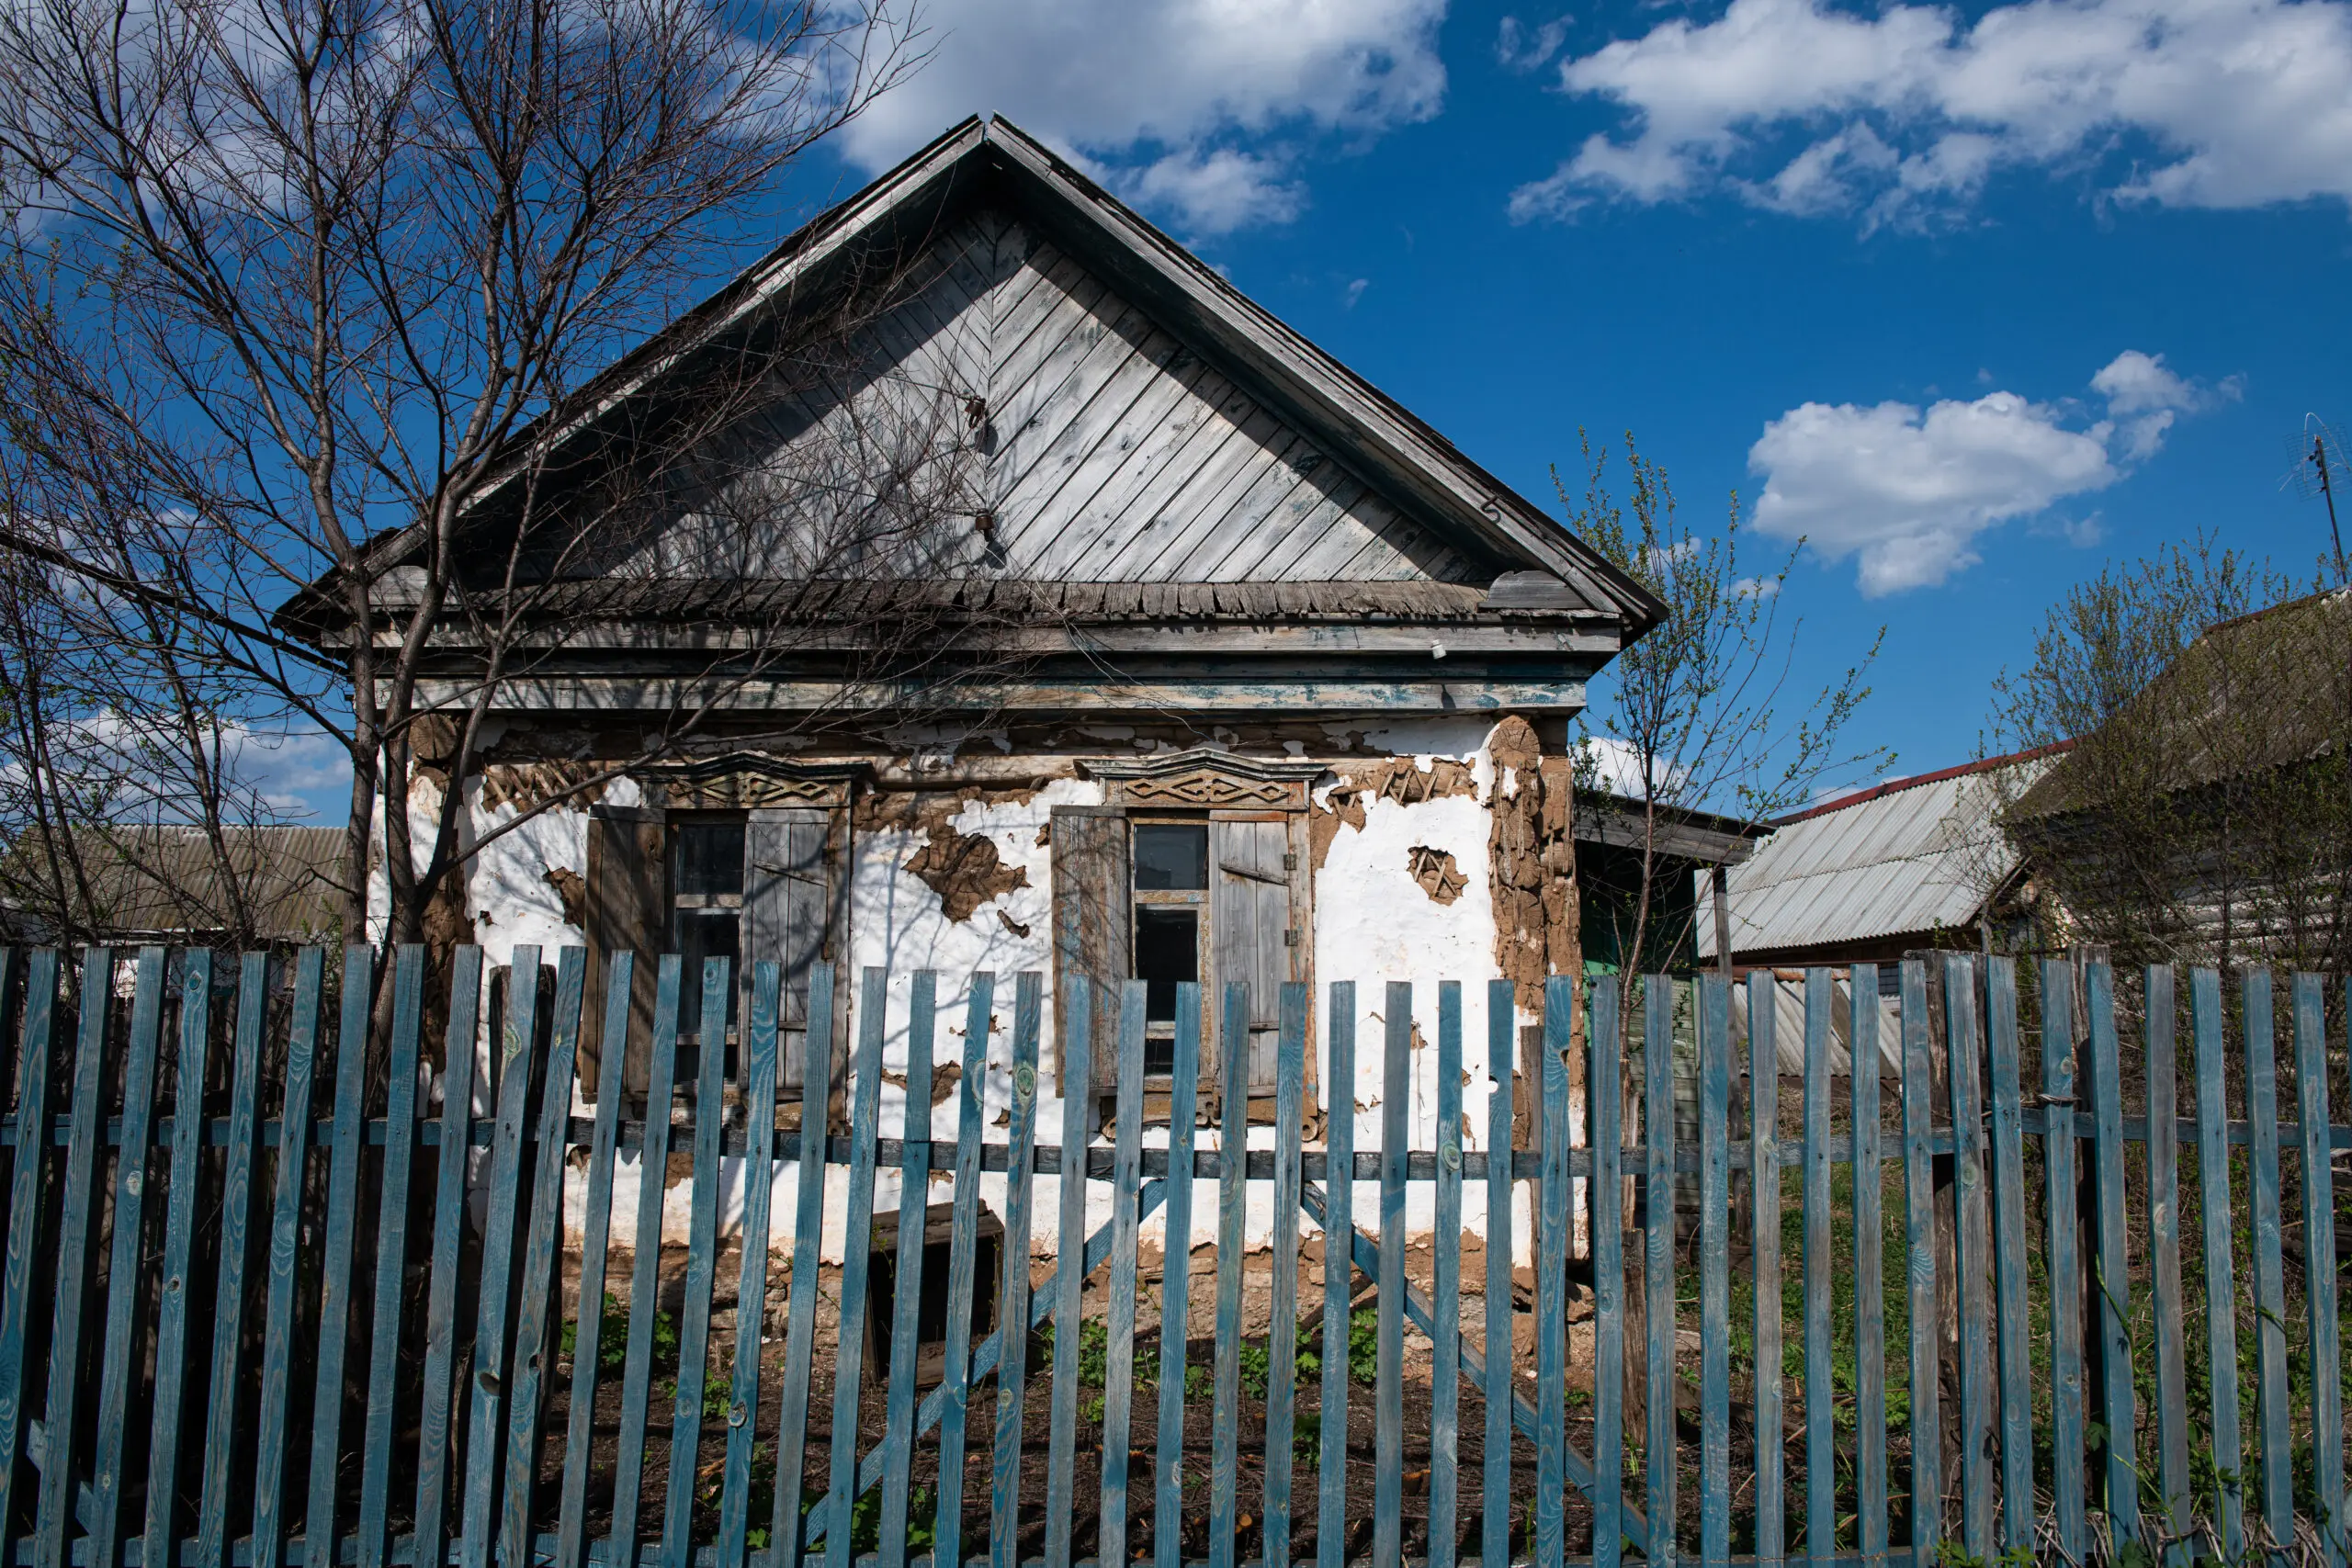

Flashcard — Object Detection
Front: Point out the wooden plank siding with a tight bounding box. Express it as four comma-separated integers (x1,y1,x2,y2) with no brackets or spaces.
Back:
621,219,1480,587
1,944,2349,1568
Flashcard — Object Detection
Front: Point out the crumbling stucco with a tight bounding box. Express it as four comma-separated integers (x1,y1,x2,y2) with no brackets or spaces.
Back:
543,866,585,929
1310,756,1480,871
880,804,1034,923
1407,846,1468,904
1485,714,1581,1014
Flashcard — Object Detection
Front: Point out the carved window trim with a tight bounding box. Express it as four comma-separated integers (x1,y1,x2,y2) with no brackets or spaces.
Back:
636,751,865,811
1084,746,1326,812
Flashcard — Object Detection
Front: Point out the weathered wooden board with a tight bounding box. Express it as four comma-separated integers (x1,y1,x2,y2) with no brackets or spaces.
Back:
2,944,2348,1568
645,216,1472,587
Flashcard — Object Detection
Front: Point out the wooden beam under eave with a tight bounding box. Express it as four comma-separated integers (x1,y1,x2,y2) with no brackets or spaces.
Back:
414,674,1591,716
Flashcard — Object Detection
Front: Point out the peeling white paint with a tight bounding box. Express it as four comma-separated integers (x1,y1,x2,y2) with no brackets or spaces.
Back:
477,719,1566,1268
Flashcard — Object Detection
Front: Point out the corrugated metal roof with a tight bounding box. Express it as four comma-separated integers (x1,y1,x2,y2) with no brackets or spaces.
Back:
1697,753,2049,959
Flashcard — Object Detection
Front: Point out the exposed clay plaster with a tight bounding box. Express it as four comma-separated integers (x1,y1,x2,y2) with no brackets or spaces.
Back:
543,866,585,929
1408,846,1468,904
1309,755,1480,872
904,818,1031,922
1486,715,1580,1012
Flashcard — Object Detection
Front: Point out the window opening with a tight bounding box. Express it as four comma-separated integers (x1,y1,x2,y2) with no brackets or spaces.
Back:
671,816,746,1081
1132,821,1207,1077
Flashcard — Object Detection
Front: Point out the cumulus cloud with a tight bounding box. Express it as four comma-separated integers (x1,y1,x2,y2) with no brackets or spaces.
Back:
1748,350,2225,595
1121,147,1306,231
831,0,1447,233
2090,348,2243,458
1510,0,2352,222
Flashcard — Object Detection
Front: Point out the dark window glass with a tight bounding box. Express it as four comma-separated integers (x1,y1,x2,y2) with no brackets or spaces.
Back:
1133,824,1207,891
675,822,746,897
1134,907,1197,1024
674,906,741,1076
675,908,741,987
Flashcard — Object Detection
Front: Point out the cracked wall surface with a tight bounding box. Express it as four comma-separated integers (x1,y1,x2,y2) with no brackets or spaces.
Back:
404,716,1584,1262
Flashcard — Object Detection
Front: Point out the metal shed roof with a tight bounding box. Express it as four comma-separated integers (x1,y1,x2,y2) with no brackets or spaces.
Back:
1696,750,2055,961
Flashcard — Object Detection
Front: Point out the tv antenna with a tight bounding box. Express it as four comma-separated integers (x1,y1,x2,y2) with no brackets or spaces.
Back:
2287,415,2351,586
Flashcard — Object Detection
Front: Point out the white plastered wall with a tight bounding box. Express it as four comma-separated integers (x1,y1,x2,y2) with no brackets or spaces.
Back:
446,720,1563,1269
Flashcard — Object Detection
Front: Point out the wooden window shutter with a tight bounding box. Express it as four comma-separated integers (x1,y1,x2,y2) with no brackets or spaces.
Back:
583,805,664,1101
743,806,842,1096
1050,807,1127,1100
1211,817,1305,1098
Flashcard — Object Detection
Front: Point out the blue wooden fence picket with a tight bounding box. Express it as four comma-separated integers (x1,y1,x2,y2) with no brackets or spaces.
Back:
0,945,2345,1568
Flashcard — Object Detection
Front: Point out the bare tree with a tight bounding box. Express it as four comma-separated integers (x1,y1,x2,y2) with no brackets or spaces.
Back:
1551,431,1887,1449
0,0,966,968
1556,432,1889,993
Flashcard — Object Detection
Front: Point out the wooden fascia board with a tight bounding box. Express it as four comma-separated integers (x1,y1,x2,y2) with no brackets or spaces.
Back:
1575,807,1760,865
418,673,1591,715
387,619,1625,658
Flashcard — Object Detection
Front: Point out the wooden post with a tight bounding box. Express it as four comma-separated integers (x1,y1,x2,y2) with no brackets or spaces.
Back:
1713,865,1750,1250
1904,947,1963,1491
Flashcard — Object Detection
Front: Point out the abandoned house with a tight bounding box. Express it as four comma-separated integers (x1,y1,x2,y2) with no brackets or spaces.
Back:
287,117,1663,1263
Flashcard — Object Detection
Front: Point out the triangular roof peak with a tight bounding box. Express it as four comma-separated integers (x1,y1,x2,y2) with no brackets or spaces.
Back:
296,116,1659,641
529,113,1658,631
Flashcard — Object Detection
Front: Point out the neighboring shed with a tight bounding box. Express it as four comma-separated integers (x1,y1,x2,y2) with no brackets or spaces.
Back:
1573,793,1763,973
1696,746,2064,971
0,825,346,944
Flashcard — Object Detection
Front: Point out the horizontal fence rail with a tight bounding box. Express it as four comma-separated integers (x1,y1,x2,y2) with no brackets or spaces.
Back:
0,946,2343,1568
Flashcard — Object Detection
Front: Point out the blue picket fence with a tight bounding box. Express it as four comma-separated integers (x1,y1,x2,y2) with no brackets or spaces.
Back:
0,944,2343,1568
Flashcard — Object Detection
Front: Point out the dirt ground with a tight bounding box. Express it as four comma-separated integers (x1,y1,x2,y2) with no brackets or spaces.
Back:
525,1236,1646,1562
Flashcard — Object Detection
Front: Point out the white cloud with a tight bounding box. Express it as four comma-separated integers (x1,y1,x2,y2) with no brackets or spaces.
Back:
1576,734,1688,796
1342,276,1371,309
1121,147,1306,231
1498,16,1572,72
2090,347,2241,458
833,0,1447,233
1748,350,2228,594
6,711,350,820
231,724,352,815
1511,0,2352,222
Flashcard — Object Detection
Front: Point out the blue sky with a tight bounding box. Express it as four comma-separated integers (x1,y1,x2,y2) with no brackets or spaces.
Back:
757,0,2352,800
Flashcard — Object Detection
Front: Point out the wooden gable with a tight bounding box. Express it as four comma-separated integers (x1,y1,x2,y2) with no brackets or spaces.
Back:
286,115,1665,715
630,209,1484,587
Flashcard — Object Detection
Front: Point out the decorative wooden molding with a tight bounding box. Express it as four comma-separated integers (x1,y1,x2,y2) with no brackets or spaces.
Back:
639,751,865,810
1086,746,1326,811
